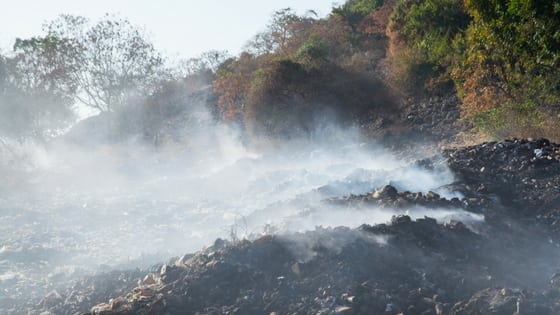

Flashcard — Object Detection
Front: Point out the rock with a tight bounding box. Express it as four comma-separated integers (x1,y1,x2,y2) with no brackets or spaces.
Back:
142,274,155,285
391,214,412,225
373,185,399,200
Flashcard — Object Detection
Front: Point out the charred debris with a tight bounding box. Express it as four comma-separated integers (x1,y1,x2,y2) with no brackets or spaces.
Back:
24,138,560,315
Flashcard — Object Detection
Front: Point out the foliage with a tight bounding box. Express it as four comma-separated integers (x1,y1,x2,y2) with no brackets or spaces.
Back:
390,0,470,88
0,41,76,139
0,13,174,144
244,58,397,138
213,52,260,121
11,36,79,97
113,78,214,144
171,50,231,92
213,5,360,122
245,8,316,56
176,50,230,77
267,8,308,55
294,37,330,66
455,0,560,137
333,0,385,28
212,2,397,138
244,59,308,137
301,15,355,64
42,14,164,112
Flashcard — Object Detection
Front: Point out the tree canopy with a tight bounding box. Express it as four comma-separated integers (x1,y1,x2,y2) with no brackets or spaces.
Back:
42,14,164,112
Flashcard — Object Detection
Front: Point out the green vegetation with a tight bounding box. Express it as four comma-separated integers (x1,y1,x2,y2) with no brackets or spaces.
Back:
1,1,560,143
390,0,560,139
456,0,560,139
214,5,398,139
333,0,385,28
390,0,470,81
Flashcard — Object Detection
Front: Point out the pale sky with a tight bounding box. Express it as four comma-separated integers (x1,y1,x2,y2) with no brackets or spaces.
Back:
0,0,337,59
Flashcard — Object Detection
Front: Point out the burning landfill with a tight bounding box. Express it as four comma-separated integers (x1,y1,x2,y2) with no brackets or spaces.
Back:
2,136,560,315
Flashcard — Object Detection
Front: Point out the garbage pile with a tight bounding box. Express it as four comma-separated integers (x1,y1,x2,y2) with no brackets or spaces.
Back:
32,139,560,314
444,138,560,231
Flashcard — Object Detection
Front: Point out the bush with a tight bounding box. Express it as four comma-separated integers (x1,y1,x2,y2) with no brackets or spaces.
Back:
455,0,560,139
294,37,330,66
390,0,470,89
244,59,397,139
334,0,385,28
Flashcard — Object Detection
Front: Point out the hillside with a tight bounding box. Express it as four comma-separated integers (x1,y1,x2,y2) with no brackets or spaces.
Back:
210,0,560,144
1,1,560,315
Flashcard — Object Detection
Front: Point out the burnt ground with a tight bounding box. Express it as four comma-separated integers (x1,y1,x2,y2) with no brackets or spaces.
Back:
361,93,465,147
12,95,560,315
21,137,560,315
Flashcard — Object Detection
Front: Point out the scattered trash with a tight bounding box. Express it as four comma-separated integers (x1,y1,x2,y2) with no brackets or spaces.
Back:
16,139,560,315
534,148,544,157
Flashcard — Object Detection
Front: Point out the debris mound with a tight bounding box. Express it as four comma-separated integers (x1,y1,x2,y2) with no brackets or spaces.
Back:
28,139,560,315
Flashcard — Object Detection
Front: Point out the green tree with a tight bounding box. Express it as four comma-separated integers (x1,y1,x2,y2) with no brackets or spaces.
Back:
11,35,78,100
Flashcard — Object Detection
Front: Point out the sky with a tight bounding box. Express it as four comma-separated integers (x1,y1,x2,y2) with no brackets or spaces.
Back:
0,0,337,60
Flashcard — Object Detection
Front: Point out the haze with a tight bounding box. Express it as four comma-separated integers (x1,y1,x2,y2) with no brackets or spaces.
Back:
0,0,335,58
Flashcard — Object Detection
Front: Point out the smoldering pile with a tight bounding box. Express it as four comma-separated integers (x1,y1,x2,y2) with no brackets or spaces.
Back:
48,218,560,315
444,138,560,228
24,139,560,315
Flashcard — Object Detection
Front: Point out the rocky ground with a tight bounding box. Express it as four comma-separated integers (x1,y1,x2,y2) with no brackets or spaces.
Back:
19,137,560,315
7,93,560,315
362,92,466,150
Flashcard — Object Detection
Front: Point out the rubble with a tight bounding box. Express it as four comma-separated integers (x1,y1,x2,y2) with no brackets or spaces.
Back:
73,211,560,314
18,139,560,314
328,184,464,210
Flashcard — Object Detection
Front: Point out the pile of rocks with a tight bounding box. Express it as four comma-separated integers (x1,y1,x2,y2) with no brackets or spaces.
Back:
328,184,463,210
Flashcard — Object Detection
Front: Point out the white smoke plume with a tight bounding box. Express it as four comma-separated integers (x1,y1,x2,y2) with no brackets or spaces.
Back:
0,101,482,308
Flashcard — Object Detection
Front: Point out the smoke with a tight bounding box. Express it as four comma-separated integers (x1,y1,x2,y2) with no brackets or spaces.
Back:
277,227,390,263
2,125,471,258
0,99,481,308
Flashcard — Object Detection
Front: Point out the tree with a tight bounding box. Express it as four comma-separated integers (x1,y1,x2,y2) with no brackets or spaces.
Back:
213,52,258,121
44,14,164,112
269,8,307,55
244,8,316,56
244,31,277,56
1,38,76,139
333,0,385,29
389,0,470,88
175,50,230,78
10,35,78,100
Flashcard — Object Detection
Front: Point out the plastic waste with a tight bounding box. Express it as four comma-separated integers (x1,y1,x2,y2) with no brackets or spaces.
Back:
534,148,544,158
